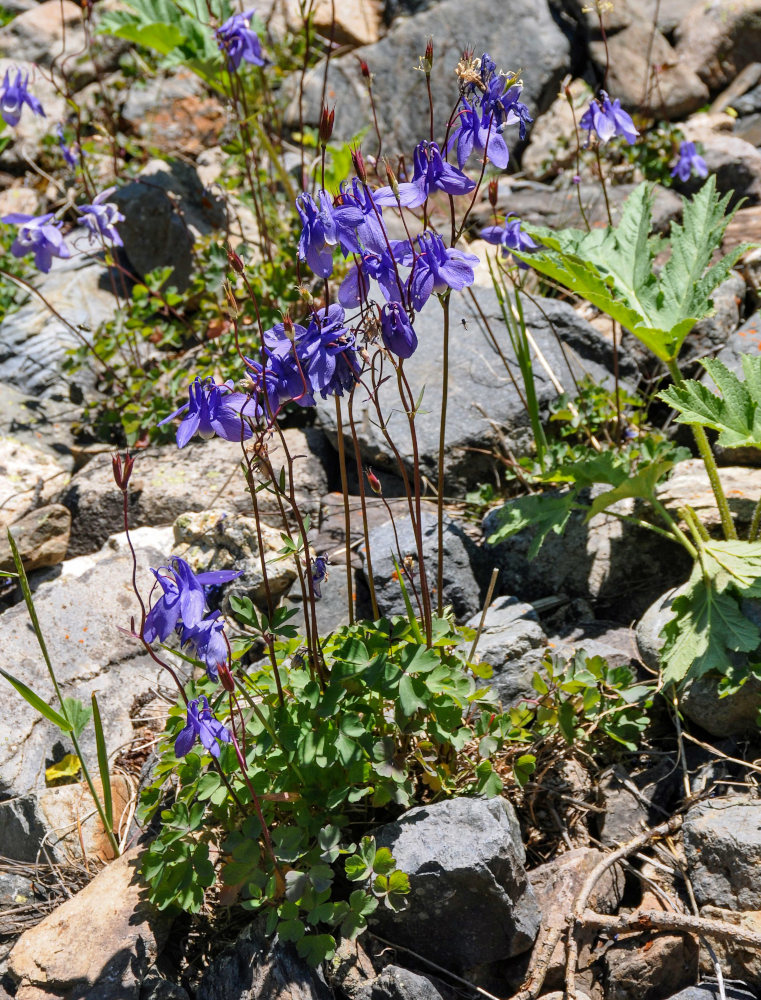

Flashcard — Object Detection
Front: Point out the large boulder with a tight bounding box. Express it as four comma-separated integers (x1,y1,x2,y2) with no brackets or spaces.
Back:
684,797,761,910
675,0,761,92
318,289,632,493
372,796,541,973
286,0,571,155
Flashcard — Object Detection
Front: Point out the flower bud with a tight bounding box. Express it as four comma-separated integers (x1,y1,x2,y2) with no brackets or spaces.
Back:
385,161,400,200
112,452,134,491
227,245,244,274
351,147,366,183
366,468,382,495
282,313,296,341
358,58,371,79
319,104,335,146
488,178,499,208
425,37,434,71
218,662,236,693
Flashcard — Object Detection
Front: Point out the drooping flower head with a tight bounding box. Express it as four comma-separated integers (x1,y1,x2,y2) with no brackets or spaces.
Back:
337,240,411,309
299,304,362,399
56,124,79,169
181,612,229,683
175,696,232,759
2,212,70,273
216,9,265,69
0,69,44,127
296,190,364,278
456,53,533,136
78,188,124,246
580,90,639,146
671,140,708,183
409,232,480,311
480,215,538,267
158,376,255,448
374,141,475,209
380,302,418,359
338,177,386,254
312,554,329,599
143,556,240,644
448,100,510,170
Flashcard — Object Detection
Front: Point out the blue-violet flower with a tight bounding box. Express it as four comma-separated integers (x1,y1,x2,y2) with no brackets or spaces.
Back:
480,215,538,267
175,696,232,759
580,91,639,145
380,303,418,359
78,188,124,246
0,69,44,127
2,212,70,273
671,140,708,183
409,232,480,311
158,376,255,448
143,556,240,644
216,9,264,69
296,190,364,278
312,555,329,599
374,141,475,209
56,124,79,168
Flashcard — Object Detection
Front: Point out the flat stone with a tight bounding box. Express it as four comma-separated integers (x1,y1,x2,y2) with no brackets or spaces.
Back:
604,928,698,1000
659,460,761,532
663,984,756,1000
699,906,761,991
317,289,633,492
0,534,179,798
285,0,571,155
7,846,170,1000
0,504,71,573
684,796,761,910
0,438,70,530
372,796,541,973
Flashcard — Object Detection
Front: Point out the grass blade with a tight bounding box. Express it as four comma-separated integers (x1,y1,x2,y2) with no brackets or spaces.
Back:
91,693,114,831
0,667,72,731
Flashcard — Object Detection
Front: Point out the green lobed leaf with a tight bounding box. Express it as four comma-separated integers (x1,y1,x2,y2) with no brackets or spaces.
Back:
487,492,576,558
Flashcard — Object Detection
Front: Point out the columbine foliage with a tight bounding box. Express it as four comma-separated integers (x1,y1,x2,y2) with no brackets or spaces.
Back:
518,178,750,362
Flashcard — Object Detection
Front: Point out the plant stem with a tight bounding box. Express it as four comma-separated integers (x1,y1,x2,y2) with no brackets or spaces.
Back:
750,496,761,541
437,295,451,615
666,359,736,541
334,396,355,624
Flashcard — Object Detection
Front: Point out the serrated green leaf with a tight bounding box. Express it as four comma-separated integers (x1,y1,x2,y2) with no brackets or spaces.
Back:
487,492,576,558
62,697,93,740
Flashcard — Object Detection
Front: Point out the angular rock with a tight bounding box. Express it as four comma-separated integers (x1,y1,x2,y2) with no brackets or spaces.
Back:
548,622,639,671
590,19,708,118
195,918,332,1000
112,158,226,291
355,966,444,1000
0,534,180,798
7,846,170,1000
659,461,761,533
663,984,756,1000
715,308,761,383
0,504,71,572
597,761,676,847
684,796,761,909
0,437,70,529
604,928,698,1000
528,848,624,993
361,508,485,622
372,796,541,973
521,79,593,181
286,0,571,154
675,0,761,91
484,488,691,622
57,427,331,556
318,290,633,493
699,905,761,992
0,252,118,399
173,508,297,607
0,2,85,74
465,596,547,707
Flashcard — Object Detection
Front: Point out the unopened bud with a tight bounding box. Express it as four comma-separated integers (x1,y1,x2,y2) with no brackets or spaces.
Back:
358,57,371,79
112,452,134,491
298,284,314,306
319,104,335,146
218,662,236,693
385,161,400,200
351,147,366,183
424,37,433,71
366,468,382,495
488,178,499,208
282,313,296,341
227,245,244,274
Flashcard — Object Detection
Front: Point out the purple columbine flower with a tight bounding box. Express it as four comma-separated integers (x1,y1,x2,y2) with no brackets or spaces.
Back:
296,190,364,279
2,212,70,273
339,178,387,254
374,141,476,209
312,555,329,599
580,91,639,146
671,140,708,183
216,8,265,70
181,612,229,683
337,240,411,309
158,376,255,448
143,556,241,644
409,232,480,311
448,100,510,170
0,69,44,127
175,696,232,759
78,188,124,246
380,303,418,359
300,305,362,399
481,215,538,267
56,124,79,169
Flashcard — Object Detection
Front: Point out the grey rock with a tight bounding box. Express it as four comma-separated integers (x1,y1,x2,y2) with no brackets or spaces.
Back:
361,509,485,622
637,587,761,736
597,761,676,847
465,596,547,706
196,919,332,1000
140,973,190,1000
0,534,182,798
484,489,691,622
356,967,444,1000
549,623,639,671
0,251,118,399
57,427,330,556
684,796,761,910
675,0,761,91
113,159,226,291
0,504,71,572
286,0,571,155
372,796,541,972
734,112,761,147
0,386,78,469
733,81,761,116
604,931,698,1000
318,290,634,493
664,984,756,1000
383,0,441,22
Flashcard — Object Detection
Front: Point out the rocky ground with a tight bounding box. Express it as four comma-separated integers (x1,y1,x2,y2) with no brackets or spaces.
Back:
3,0,761,998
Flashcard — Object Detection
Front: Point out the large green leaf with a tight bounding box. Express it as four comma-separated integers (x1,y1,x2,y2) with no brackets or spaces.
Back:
586,459,674,519
486,491,576,558
519,177,751,363
660,355,761,449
